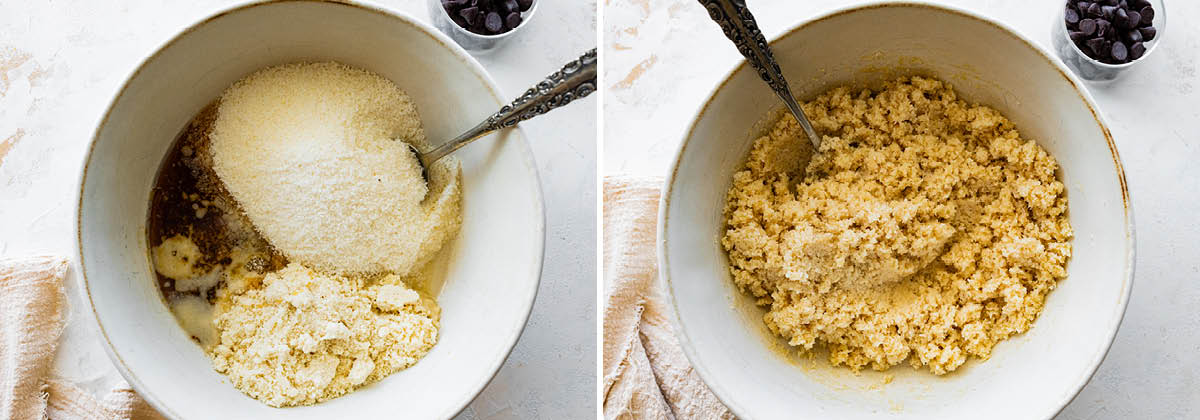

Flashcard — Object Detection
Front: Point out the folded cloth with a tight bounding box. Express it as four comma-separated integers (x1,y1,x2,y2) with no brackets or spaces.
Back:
601,176,733,420
0,256,164,420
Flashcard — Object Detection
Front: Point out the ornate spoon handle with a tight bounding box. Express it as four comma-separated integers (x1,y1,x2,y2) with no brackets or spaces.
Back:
421,49,598,164
697,0,820,148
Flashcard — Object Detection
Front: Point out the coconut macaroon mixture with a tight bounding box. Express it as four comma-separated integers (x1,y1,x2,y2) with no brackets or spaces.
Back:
722,77,1072,375
149,62,461,406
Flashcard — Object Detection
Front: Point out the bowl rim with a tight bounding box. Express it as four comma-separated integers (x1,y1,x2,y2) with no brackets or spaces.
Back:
72,0,546,418
657,1,1136,418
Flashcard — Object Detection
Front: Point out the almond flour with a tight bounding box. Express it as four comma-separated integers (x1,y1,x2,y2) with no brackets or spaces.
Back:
210,263,439,407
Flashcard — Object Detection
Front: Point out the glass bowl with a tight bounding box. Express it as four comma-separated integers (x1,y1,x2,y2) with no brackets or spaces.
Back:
1052,0,1166,83
427,0,540,53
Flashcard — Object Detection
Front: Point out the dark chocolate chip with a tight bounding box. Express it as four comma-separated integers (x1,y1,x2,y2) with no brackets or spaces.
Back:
1130,41,1146,59
1100,5,1116,18
1111,41,1128,61
501,0,518,13
1066,7,1081,24
1139,6,1154,25
1126,10,1141,29
505,12,522,29
1076,1,1090,11
451,11,470,27
517,0,533,12
1126,28,1142,42
1070,31,1090,41
1102,0,1118,5
1140,26,1156,41
1079,18,1097,35
1113,7,1128,27
459,6,480,25
484,12,502,33
1096,19,1110,37
1087,2,1103,16
1086,37,1107,56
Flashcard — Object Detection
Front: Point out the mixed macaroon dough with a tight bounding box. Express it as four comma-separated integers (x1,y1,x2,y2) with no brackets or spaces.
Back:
722,77,1072,375
148,62,461,406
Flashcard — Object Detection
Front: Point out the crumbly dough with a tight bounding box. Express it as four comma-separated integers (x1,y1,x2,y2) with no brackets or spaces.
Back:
209,263,439,407
722,77,1072,374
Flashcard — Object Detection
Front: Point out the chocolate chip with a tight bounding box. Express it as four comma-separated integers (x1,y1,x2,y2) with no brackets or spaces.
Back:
1086,37,1107,56
484,12,503,33
1126,10,1141,28
459,6,480,25
1066,7,1081,24
505,12,522,29
1126,28,1143,42
1140,26,1156,41
1096,19,1110,37
1111,41,1128,61
443,0,531,35
1066,0,1155,64
1130,42,1146,59
500,0,518,13
1113,7,1128,27
1078,18,1097,35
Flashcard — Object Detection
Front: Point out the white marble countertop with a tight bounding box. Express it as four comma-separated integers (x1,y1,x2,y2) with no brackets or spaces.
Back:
0,1,595,419
605,0,1199,418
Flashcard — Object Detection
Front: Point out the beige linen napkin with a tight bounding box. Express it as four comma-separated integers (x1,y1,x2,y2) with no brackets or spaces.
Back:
0,256,164,420
602,176,734,420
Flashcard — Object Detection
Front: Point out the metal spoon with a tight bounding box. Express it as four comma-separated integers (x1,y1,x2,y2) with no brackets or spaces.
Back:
696,0,821,149
409,48,597,187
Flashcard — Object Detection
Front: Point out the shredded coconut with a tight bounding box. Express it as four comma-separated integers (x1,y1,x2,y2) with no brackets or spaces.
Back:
208,62,462,277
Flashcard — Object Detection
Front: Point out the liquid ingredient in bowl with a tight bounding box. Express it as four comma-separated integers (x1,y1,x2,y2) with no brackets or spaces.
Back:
208,62,462,277
722,77,1073,375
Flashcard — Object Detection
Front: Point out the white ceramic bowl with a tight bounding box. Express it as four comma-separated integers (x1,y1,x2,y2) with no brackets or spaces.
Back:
75,1,544,418
659,3,1134,419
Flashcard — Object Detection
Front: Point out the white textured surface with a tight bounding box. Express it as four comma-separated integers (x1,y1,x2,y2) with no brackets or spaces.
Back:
0,1,595,419
605,0,1199,418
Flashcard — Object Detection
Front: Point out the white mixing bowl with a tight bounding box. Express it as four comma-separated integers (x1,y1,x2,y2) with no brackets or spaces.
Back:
659,2,1134,419
75,1,544,418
